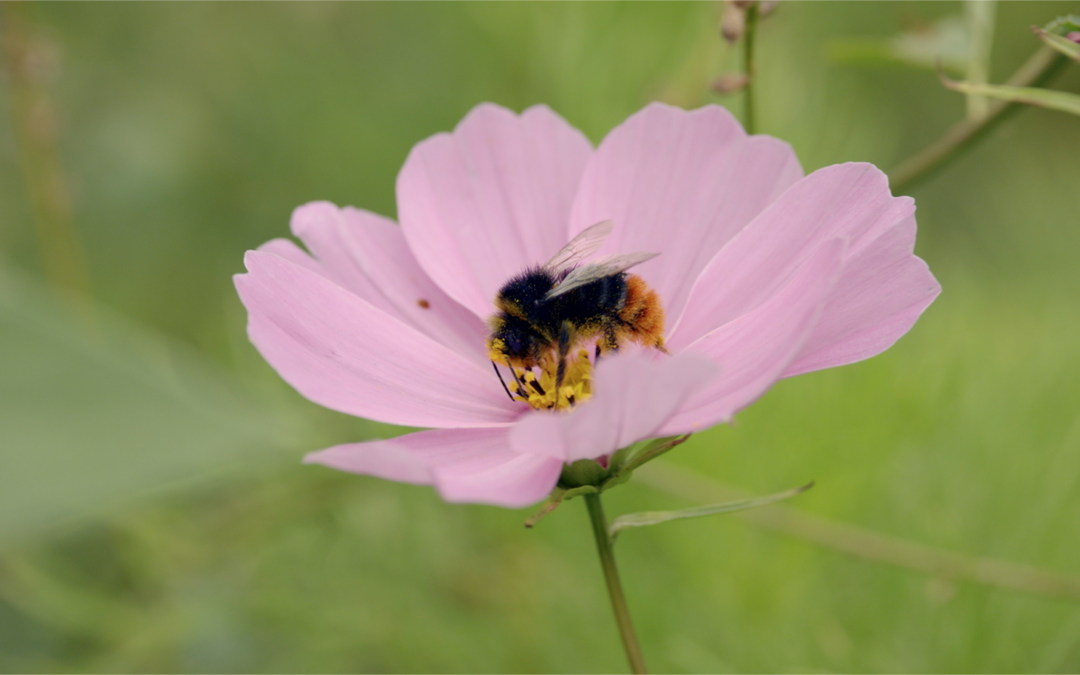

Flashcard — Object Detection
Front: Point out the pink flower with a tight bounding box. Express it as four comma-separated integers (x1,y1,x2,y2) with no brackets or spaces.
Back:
235,103,940,508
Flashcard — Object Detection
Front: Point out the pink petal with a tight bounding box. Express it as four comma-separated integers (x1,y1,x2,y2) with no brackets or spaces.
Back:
434,450,564,508
784,216,941,377
508,353,719,463
257,238,324,275
304,437,434,486
235,250,521,429
660,238,847,434
568,103,803,327
668,163,915,351
397,104,594,318
305,427,562,508
288,202,389,308
289,202,489,363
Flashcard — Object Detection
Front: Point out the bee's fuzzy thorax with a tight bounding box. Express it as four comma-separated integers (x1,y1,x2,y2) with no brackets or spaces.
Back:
494,267,557,320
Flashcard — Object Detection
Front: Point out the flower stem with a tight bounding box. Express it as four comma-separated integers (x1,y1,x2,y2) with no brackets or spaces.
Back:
742,1,760,135
584,492,647,674
887,45,1068,193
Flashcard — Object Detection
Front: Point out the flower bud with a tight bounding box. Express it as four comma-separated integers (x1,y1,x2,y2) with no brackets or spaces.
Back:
720,2,746,44
711,72,751,94
560,458,610,488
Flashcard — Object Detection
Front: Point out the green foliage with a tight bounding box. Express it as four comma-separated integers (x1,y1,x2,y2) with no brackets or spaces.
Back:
0,266,302,546
827,12,971,74
1,2,1079,673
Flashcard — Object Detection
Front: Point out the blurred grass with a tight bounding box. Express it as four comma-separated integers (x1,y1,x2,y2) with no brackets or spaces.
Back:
1,1,1079,672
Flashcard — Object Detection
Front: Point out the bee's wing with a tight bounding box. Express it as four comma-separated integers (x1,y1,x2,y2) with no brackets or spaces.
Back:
544,252,659,300
543,220,614,276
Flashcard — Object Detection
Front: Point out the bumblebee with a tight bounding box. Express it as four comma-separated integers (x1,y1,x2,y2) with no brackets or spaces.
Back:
487,220,667,407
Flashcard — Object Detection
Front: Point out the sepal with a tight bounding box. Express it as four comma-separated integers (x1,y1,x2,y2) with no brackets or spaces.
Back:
611,435,691,475
523,435,694,528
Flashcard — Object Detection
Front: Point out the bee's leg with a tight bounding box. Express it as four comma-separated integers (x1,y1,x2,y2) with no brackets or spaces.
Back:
594,344,602,363
554,322,572,408
600,321,620,361
492,361,516,401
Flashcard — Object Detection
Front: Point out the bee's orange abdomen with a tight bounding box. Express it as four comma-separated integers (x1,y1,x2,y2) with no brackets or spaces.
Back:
617,274,666,350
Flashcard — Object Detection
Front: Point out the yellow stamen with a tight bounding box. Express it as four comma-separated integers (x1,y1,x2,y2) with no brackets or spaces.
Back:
507,348,594,411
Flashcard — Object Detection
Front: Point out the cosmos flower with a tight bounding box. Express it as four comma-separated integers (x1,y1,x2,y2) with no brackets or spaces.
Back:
235,102,940,508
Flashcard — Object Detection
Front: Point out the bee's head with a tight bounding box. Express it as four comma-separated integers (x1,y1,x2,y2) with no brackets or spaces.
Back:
488,314,545,366
502,324,536,357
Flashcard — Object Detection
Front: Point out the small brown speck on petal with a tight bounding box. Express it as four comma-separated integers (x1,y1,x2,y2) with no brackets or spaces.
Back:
417,299,431,309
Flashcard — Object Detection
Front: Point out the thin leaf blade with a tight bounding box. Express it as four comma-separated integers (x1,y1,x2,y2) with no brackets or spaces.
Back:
609,481,814,540
1032,26,1080,62
939,72,1080,116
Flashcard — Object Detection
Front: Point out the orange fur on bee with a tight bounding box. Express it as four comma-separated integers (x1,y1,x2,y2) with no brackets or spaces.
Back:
616,274,667,351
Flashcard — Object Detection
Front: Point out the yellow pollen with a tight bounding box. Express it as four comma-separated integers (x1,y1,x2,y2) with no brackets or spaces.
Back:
507,348,594,411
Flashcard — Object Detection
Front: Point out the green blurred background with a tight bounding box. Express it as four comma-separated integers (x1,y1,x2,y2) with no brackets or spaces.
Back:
2,1,1079,672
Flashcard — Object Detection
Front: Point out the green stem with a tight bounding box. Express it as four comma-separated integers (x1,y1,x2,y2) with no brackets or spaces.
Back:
584,492,647,674
1,2,93,304
888,45,1068,193
742,2,760,135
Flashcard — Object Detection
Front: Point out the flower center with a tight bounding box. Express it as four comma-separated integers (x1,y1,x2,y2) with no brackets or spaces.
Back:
505,348,594,411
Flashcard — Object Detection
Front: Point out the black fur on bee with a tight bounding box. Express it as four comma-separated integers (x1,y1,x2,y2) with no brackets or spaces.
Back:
490,265,630,368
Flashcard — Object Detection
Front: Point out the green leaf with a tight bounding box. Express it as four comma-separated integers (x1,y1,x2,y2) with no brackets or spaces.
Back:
939,72,1080,117
1032,26,1080,63
0,267,303,547
609,481,814,541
